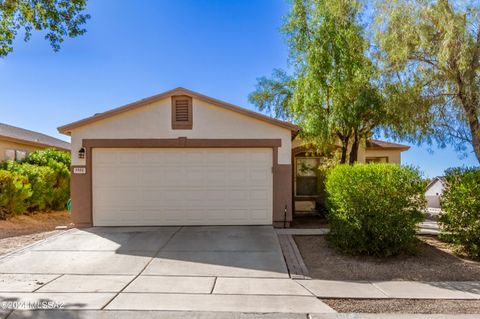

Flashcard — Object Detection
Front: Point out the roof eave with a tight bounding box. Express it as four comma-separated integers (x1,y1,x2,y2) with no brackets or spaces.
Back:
0,135,70,151
366,146,410,151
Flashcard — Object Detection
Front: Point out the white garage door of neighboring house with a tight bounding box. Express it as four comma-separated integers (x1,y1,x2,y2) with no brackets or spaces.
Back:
92,148,273,226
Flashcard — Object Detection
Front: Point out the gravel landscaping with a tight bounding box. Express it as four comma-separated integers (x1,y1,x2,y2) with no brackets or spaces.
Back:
322,298,480,314
295,235,480,281
0,211,71,256
291,214,329,229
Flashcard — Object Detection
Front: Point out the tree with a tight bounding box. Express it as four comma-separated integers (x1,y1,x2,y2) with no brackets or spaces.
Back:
249,0,385,163
0,0,89,57
375,0,480,163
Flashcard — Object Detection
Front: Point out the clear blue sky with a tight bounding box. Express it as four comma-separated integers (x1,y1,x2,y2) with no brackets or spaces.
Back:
0,0,477,177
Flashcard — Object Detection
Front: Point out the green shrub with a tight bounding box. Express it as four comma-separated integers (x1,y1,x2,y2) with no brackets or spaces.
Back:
326,163,426,257
315,156,339,213
0,149,71,216
439,167,480,259
0,170,32,218
23,148,71,167
2,161,56,211
22,149,70,210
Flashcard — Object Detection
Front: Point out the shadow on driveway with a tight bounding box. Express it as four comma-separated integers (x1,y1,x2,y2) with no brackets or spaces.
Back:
0,226,289,278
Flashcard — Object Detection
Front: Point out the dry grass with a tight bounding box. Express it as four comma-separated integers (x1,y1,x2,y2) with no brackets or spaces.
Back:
295,235,480,281
0,211,72,256
322,298,480,314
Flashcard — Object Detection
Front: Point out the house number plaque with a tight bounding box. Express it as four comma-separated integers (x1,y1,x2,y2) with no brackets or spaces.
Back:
73,167,86,175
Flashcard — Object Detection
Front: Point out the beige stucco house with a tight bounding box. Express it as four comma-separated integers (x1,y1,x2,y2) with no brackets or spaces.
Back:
58,87,409,227
0,123,70,162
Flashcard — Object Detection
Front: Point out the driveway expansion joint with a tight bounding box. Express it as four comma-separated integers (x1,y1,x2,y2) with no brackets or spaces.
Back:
100,226,184,310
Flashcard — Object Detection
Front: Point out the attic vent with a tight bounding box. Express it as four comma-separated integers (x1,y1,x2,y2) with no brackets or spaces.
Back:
172,95,192,129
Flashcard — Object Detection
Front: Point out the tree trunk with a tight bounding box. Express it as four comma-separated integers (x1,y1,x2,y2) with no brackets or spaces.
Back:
464,101,480,163
457,75,480,163
338,134,349,164
349,130,359,164
340,144,348,163
464,28,480,163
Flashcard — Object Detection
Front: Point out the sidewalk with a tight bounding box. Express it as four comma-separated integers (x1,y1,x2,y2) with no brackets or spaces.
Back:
296,280,480,299
2,310,479,319
276,221,440,236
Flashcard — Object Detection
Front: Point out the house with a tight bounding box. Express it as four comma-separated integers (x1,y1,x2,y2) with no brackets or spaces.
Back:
0,123,70,162
58,87,409,227
425,177,445,209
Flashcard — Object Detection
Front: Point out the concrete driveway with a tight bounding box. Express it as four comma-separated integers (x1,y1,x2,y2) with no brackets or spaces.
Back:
0,226,334,314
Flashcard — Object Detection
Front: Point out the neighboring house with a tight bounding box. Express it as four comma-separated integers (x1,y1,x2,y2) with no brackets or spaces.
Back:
425,177,445,209
0,123,70,162
58,87,409,227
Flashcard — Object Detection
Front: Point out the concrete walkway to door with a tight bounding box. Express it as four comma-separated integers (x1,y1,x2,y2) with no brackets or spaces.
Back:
0,226,334,314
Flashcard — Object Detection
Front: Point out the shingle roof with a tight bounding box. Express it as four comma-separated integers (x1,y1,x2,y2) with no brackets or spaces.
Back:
366,139,410,151
0,123,70,151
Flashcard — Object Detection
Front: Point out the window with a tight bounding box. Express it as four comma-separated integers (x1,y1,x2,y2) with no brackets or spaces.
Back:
171,95,192,129
295,157,321,196
15,150,27,161
4,149,28,162
366,157,389,163
5,149,15,161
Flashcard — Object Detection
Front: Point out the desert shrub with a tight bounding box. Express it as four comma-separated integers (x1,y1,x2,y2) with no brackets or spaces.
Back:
23,148,70,167
0,170,32,218
439,167,480,259
326,163,426,257
22,149,70,210
2,161,56,211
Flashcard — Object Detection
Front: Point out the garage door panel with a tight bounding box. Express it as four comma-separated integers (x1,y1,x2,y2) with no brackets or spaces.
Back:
93,148,272,226
249,151,272,163
94,151,118,164
206,170,227,185
118,152,139,163
95,188,141,206
140,168,166,185
184,168,206,185
95,169,141,187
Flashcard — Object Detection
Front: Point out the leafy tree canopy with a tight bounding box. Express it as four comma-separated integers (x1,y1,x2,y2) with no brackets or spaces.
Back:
0,0,89,57
250,0,385,163
375,0,480,162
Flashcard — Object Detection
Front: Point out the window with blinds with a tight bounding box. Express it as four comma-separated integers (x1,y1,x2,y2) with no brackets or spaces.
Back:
171,96,192,129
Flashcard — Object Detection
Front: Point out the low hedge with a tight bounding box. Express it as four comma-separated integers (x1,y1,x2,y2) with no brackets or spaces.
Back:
0,170,32,218
439,167,480,259
0,149,70,218
2,161,56,211
326,163,426,257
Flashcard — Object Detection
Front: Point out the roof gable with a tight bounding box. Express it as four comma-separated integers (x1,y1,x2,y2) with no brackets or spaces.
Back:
426,177,445,191
58,87,299,135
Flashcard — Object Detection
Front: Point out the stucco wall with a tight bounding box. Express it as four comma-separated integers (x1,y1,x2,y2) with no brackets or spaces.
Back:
364,149,401,164
292,137,369,162
70,98,292,165
0,140,44,161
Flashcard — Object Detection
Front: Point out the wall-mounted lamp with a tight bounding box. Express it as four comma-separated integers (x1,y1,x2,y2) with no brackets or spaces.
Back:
78,147,86,159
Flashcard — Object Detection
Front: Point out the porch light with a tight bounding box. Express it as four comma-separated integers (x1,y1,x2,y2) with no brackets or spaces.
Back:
78,147,86,159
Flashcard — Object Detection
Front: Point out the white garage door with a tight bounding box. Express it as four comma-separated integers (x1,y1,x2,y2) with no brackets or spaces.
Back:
92,148,273,226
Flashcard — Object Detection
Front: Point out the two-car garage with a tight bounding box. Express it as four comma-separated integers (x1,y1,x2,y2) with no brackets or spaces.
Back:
92,148,273,226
